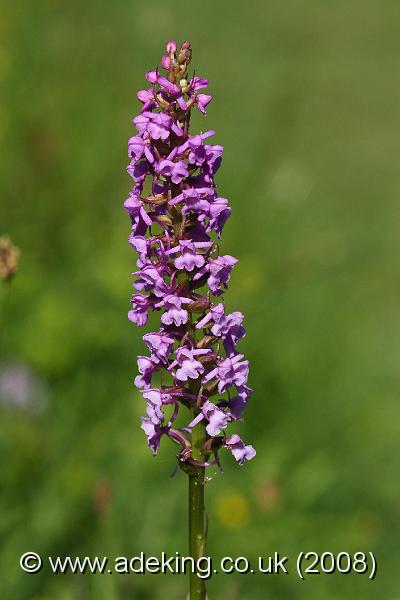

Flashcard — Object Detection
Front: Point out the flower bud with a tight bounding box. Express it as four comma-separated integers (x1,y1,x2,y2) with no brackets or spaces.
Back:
198,353,217,366
154,215,173,226
204,381,219,396
196,335,216,349
144,194,168,206
166,40,177,55
161,54,171,70
187,299,210,313
179,78,189,93
177,41,192,65
155,93,170,109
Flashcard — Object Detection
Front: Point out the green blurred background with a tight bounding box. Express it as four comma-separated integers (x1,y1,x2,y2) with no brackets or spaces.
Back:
1,0,399,598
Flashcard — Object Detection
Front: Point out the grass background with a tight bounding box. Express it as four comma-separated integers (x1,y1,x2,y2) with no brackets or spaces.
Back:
1,0,399,598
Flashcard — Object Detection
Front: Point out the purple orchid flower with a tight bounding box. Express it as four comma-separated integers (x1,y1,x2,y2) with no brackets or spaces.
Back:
196,303,245,355
196,94,212,114
134,355,159,389
207,255,238,295
133,264,172,298
124,193,152,236
189,400,230,437
126,157,149,183
142,389,177,426
141,416,166,455
143,332,175,363
187,132,216,166
171,347,211,382
157,159,189,184
172,240,210,272
224,434,256,465
207,197,231,237
203,354,249,393
128,135,155,164
137,87,156,112
129,293,154,326
156,294,191,326
124,41,255,471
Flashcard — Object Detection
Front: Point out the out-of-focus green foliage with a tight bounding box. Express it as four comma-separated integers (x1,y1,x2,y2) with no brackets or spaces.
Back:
1,1,399,598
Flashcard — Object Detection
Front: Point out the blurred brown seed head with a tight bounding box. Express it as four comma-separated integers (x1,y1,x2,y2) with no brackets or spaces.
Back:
255,478,282,513
0,236,20,281
93,478,112,516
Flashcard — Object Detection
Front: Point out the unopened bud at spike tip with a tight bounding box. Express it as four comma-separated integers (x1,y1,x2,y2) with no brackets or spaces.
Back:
166,40,177,55
177,41,192,66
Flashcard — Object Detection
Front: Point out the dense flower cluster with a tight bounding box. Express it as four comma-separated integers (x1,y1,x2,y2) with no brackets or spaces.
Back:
125,41,255,469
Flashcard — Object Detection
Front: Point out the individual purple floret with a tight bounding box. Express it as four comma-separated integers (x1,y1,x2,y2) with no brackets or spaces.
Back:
157,294,191,326
189,400,231,437
224,435,256,466
171,347,211,382
125,41,255,469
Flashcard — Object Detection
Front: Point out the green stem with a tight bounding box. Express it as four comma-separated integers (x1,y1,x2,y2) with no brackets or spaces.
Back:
189,415,206,600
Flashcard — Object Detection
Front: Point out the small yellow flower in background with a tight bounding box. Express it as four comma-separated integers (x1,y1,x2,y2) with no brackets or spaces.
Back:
214,491,250,529
349,511,383,546
0,236,20,280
